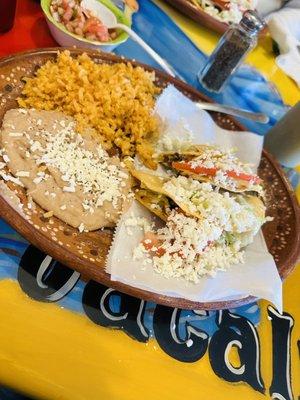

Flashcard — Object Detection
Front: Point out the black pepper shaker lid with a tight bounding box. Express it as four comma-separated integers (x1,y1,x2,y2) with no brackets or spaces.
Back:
240,10,266,35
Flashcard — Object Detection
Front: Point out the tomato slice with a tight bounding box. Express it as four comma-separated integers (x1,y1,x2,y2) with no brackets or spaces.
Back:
172,161,217,176
172,161,261,184
225,170,261,184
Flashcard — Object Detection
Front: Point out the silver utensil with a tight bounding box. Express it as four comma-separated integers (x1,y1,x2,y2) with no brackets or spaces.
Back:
82,0,177,78
196,102,270,124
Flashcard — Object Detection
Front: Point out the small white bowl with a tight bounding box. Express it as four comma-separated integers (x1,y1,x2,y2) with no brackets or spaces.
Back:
41,0,131,52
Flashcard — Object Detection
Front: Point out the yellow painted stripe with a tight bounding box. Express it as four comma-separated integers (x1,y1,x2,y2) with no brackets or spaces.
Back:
0,276,299,399
0,279,269,400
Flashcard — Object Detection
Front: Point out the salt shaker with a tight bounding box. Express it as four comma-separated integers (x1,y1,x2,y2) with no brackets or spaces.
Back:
199,10,266,93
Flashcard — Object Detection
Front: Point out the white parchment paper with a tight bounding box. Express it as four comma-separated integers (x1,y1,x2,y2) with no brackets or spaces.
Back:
107,86,282,311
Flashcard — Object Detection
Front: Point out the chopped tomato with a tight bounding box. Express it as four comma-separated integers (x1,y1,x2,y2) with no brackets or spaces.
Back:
62,6,73,22
84,17,110,41
172,161,261,184
142,232,165,256
142,232,160,250
142,232,215,259
225,170,261,184
211,0,230,10
155,247,166,257
172,161,217,176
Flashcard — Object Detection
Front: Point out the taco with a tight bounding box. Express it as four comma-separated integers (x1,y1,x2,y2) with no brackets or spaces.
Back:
129,147,269,282
130,168,201,218
136,183,269,282
132,168,266,239
135,189,171,221
158,145,263,194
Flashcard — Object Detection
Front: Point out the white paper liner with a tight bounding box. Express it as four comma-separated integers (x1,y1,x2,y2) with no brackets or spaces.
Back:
267,8,300,88
106,85,282,311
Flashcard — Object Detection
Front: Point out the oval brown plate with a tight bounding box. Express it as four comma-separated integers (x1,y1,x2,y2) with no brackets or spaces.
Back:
0,48,299,310
162,0,267,35
164,0,229,34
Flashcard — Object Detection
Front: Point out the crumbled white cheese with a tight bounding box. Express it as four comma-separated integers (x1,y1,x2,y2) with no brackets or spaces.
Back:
34,122,129,210
190,148,243,171
199,0,255,24
63,186,76,193
118,171,128,179
61,174,70,182
163,176,262,234
133,242,148,259
124,215,154,234
16,171,30,177
9,132,23,137
30,141,43,152
132,210,245,282
82,202,90,211
78,223,85,233
0,171,23,186
132,176,266,283
33,177,43,184
181,147,261,191
60,205,67,210
3,154,10,163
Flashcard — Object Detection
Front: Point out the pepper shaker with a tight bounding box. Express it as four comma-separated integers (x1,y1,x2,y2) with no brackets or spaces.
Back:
199,10,266,93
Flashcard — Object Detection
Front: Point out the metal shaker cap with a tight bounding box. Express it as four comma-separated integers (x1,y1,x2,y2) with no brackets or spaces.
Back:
240,10,266,35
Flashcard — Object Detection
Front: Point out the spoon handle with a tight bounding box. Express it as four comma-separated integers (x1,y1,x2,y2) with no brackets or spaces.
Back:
196,102,270,124
116,23,177,77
